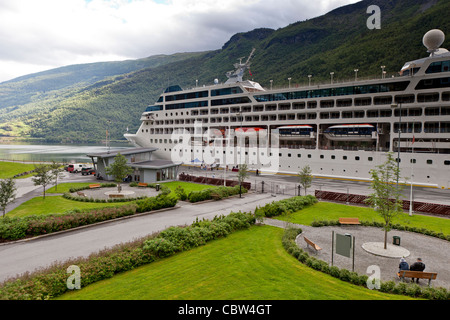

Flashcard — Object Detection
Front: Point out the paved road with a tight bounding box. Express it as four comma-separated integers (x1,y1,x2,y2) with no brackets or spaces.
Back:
0,191,291,283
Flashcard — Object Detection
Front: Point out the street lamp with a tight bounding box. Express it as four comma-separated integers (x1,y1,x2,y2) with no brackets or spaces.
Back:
381,66,386,79
391,102,402,188
354,69,359,81
308,75,312,87
270,80,273,90
288,77,292,88
330,72,334,84
236,108,244,198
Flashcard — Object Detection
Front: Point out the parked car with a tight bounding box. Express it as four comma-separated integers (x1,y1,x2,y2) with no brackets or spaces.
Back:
68,164,85,173
81,167,96,175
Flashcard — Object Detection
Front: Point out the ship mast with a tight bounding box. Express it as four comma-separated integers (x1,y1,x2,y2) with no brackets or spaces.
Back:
225,48,256,84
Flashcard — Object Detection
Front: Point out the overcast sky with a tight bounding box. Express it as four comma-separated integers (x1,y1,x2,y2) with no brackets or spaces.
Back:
0,0,360,83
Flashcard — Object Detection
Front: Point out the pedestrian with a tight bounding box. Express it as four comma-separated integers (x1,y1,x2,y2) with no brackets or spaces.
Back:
398,257,409,273
409,258,425,283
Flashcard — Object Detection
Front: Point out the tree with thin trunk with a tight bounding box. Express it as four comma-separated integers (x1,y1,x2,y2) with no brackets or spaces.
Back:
106,153,133,193
237,163,248,198
0,178,17,218
50,161,64,192
298,165,312,195
32,164,53,199
365,152,404,249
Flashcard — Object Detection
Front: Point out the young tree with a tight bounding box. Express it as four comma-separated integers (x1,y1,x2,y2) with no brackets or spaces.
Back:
50,161,64,192
32,164,53,199
105,153,133,193
237,163,249,198
0,178,17,218
365,152,404,249
298,165,312,195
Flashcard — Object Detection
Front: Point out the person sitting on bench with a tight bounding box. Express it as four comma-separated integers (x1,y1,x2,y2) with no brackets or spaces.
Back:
398,257,409,273
409,258,426,283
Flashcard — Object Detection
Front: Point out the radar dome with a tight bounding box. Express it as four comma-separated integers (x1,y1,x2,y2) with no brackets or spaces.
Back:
423,29,445,53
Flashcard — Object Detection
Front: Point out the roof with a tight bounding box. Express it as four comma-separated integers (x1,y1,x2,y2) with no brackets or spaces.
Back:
132,159,182,169
87,147,158,158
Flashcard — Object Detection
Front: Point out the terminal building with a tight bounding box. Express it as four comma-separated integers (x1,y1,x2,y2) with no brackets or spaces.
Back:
87,148,181,184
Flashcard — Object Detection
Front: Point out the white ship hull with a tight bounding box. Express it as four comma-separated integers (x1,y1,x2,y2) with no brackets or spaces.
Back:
126,32,450,189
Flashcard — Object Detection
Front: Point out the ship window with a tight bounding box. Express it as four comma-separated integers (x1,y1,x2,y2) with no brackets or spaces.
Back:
425,60,450,74
368,157,373,161
355,156,360,161
211,87,243,96
308,154,311,158
297,154,301,158
331,155,335,159
343,156,347,160
442,92,450,101
427,160,433,165
415,77,450,90
320,155,324,159
411,159,416,164
288,153,291,157
444,160,450,165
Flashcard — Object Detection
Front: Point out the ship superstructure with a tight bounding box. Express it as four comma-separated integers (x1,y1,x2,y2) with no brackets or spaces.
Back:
125,30,450,188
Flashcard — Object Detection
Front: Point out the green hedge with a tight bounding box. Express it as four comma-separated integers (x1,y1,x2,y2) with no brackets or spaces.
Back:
0,211,255,300
0,205,137,241
254,195,317,219
0,193,178,242
282,227,449,300
187,185,246,203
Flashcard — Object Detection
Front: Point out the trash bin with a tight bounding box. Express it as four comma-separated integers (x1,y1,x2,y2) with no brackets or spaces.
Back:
156,184,160,191
393,236,401,246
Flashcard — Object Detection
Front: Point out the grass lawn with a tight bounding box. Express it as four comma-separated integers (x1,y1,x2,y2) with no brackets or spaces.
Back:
0,161,36,179
47,182,94,194
58,225,412,300
161,181,216,193
275,201,450,235
6,196,127,218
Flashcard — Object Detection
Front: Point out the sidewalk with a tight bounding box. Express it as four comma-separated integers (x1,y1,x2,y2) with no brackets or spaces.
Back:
264,218,450,289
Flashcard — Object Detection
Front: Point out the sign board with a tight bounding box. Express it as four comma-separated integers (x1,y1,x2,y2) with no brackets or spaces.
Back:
335,233,352,258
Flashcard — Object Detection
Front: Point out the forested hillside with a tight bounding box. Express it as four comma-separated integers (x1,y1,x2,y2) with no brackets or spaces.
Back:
0,0,449,143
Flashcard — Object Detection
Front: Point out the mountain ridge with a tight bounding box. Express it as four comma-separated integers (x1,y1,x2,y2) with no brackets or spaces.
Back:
0,0,449,143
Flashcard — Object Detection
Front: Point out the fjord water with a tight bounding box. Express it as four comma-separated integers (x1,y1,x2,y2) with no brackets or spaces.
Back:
0,142,133,164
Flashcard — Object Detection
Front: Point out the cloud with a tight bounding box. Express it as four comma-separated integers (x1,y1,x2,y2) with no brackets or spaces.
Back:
0,0,360,83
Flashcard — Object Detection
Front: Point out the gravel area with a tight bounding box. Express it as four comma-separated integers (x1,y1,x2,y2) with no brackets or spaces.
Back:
265,218,450,289
71,185,160,200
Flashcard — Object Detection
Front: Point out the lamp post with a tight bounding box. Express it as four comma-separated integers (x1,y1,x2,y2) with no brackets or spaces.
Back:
381,66,386,79
270,80,273,90
288,77,292,89
409,118,415,216
330,72,334,84
354,69,358,81
391,102,402,188
308,75,312,87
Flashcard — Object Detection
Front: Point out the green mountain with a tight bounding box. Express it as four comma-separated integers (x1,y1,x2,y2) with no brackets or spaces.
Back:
0,0,449,143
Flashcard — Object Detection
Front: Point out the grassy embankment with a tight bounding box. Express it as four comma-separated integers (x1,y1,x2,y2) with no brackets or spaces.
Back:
0,161,36,179
58,225,412,300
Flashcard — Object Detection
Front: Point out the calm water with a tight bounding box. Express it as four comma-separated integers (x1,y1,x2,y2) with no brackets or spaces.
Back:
0,142,134,164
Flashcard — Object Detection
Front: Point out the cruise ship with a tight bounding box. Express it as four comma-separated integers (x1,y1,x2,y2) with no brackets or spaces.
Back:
125,29,450,189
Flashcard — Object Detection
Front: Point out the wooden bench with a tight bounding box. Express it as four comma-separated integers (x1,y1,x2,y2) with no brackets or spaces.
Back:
339,217,361,225
89,184,101,189
76,191,87,197
138,183,148,187
304,236,322,252
397,270,437,287
109,194,125,198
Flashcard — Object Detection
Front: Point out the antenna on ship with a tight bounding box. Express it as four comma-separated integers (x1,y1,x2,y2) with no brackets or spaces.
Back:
225,48,256,84
423,29,445,56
